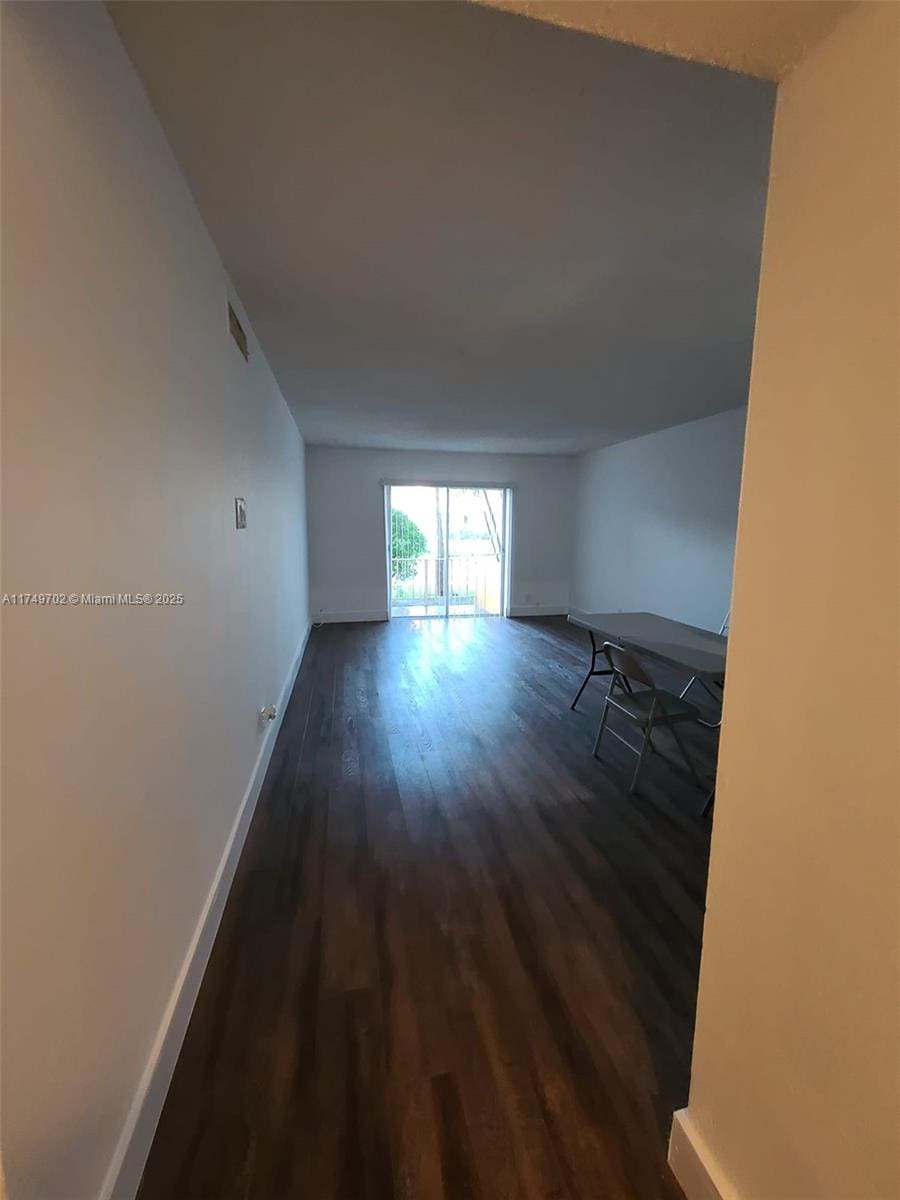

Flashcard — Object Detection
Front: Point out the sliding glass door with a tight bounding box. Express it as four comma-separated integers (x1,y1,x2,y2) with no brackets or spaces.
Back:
388,484,508,618
389,485,447,618
447,486,505,616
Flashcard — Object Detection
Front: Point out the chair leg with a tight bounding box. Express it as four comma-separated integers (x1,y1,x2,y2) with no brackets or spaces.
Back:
570,664,594,711
592,699,611,758
694,677,725,729
697,714,723,730
669,720,703,788
701,787,715,817
679,675,697,700
629,724,652,794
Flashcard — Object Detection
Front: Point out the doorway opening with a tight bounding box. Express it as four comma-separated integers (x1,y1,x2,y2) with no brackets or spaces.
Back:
387,484,510,618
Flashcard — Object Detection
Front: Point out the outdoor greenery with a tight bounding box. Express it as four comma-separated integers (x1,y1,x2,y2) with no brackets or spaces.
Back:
391,509,427,580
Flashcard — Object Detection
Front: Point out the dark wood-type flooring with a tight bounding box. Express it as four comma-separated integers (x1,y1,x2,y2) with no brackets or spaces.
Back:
138,616,718,1200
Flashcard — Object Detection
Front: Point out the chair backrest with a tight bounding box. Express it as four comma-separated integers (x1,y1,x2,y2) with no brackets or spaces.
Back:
601,641,655,688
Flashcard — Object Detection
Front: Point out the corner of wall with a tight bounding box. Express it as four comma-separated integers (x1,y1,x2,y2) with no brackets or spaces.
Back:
668,1109,737,1200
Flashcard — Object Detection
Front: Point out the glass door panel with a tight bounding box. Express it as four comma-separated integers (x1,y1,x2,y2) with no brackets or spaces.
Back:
447,487,504,616
389,485,446,617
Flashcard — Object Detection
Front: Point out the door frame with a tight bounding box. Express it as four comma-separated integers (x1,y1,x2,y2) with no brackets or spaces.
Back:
384,481,513,619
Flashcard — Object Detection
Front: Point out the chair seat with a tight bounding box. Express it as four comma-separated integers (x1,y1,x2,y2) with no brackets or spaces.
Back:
607,687,699,724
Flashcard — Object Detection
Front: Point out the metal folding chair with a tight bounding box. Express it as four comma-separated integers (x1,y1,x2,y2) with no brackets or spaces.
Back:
593,642,703,795
679,610,729,728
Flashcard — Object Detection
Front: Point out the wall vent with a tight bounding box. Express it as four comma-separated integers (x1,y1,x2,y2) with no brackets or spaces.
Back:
228,302,249,361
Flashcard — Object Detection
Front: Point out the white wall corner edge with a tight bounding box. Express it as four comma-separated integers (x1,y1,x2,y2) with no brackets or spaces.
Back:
98,621,313,1200
668,1108,738,1200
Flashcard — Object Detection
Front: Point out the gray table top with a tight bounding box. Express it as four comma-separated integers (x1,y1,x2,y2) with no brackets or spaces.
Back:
567,610,727,678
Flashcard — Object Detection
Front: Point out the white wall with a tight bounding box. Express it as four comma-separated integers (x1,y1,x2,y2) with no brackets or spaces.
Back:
671,5,899,1200
306,446,575,619
1,5,309,1199
571,408,746,631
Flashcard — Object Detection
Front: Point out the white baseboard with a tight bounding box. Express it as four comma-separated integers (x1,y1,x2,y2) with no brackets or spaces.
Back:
99,622,312,1200
317,608,569,623
315,609,388,624
668,1108,737,1200
508,604,569,618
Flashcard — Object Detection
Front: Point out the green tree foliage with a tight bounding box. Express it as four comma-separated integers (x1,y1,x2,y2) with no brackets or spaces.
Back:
391,509,427,580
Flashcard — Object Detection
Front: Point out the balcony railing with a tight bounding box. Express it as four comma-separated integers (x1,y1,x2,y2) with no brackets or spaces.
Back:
391,554,501,615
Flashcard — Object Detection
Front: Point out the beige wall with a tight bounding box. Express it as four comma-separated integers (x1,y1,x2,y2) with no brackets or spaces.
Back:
679,5,899,1198
1,4,309,1198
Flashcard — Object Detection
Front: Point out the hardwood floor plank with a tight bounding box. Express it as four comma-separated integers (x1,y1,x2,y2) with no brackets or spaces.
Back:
138,616,715,1199
432,1073,482,1200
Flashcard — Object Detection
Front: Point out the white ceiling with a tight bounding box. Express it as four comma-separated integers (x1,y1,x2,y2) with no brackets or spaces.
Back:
110,1,775,454
483,1,856,82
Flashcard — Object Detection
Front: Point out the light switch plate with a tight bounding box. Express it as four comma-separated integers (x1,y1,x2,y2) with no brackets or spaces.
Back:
235,497,247,529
